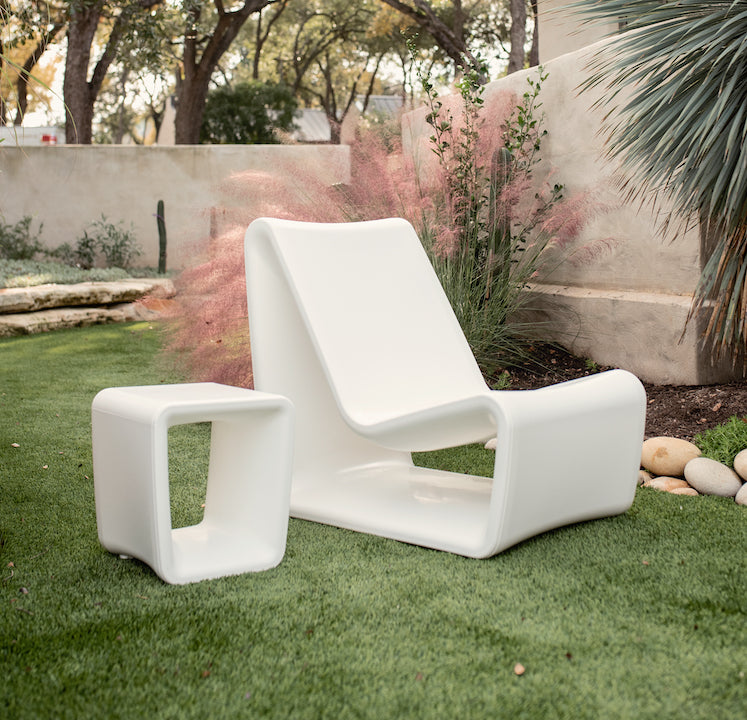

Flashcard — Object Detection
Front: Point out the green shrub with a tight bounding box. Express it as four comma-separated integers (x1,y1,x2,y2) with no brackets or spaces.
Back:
51,215,142,269
694,415,747,466
200,80,298,144
0,215,44,260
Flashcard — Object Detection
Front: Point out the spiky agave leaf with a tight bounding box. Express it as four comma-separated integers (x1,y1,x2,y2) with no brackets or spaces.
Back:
565,0,747,356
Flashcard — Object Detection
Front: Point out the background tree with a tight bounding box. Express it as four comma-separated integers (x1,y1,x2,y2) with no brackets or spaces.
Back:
377,0,533,76
91,3,175,143
0,0,7,123
174,0,275,143
63,0,162,143
268,0,387,142
0,1,65,125
568,0,747,356
506,0,525,73
199,79,297,143
377,0,481,72
245,0,289,79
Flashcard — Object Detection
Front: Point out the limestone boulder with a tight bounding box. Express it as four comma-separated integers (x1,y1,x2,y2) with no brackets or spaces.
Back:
641,437,701,477
684,457,743,497
0,303,159,337
0,278,175,314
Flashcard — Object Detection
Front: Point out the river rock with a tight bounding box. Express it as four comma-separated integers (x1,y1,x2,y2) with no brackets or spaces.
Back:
638,470,652,486
736,483,747,506
670,487,699,496
684,457,743,497
484,437,497,450
644,476,691,493
641,437,701,477
733,449,747,481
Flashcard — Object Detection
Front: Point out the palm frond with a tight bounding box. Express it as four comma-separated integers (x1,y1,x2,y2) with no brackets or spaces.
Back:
565,1,747,355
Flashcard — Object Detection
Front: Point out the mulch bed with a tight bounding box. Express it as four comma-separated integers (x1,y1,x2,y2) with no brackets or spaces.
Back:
498,344,747,442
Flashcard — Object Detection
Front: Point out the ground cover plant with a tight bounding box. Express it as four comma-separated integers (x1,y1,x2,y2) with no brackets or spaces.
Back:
0,214,145,286
2,323,746,719
0,259,133,288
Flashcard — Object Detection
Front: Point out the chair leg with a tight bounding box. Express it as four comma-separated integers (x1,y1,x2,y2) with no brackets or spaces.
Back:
485,369,646,555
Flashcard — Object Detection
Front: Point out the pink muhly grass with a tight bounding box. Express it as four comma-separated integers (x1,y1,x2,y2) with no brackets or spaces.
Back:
541,190,596,249
434,226,460,258
164,224,254,387
478,90,517,161
163,132,415,387
496,175,533,222
569,236,620,267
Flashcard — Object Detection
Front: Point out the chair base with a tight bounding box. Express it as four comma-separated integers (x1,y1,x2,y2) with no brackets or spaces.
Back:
290,462,496,557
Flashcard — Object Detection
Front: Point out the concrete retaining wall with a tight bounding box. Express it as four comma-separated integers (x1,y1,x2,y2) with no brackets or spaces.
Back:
0,144,350,270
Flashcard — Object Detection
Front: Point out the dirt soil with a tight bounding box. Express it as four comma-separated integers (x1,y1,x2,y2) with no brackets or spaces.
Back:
501,344,747,442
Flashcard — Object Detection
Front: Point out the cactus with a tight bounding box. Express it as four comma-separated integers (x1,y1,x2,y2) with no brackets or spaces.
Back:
156,199,167,274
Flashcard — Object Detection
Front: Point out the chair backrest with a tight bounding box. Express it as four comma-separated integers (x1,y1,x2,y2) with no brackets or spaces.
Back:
248,217,488,426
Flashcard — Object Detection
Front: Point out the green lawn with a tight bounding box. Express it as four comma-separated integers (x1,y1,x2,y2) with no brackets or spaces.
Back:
2,323,745,719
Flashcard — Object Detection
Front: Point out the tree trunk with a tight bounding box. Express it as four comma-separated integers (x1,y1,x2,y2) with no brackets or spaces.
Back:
63,1,104,143
378,0,480,74
507,0,527,75
0,0,8,123
14,22,65,125
64,1,161,144
252,1,288,80
529,0,539,67
0,38,7,125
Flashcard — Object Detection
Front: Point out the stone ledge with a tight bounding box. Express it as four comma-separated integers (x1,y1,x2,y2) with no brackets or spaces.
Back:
0,278,176,337
0,278,175,314
0,302,162,337
521,283,745,386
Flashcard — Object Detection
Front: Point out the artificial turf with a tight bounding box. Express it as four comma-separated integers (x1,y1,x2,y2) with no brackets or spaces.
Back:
1,323,745,719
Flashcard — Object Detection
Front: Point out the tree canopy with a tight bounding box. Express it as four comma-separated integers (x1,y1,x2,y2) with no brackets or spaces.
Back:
0,0,536,143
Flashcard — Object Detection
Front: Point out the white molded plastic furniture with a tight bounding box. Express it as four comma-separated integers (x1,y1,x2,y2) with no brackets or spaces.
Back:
245,217,646,557
92,383,294,584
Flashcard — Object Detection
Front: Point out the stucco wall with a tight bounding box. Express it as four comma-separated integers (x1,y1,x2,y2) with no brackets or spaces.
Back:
0,144,350,269
537,0,617,63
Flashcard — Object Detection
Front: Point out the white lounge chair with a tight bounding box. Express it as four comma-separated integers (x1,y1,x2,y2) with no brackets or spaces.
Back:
245,217,646,557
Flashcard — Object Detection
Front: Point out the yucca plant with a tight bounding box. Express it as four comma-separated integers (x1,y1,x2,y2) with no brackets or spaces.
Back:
566,0,747,358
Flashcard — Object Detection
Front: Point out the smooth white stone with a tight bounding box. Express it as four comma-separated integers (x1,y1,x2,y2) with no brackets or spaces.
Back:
684,457,743,497
733,449,747,481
